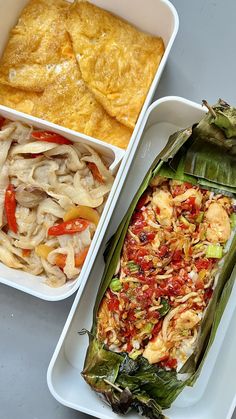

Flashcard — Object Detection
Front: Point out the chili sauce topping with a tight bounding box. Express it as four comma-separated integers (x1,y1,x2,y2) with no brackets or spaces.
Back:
97,178,236,371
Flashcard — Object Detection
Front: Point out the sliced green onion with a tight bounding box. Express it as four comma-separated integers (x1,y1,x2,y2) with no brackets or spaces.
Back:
196,211,204,224
142,322,154,334
127,261,139,273
158,298,170,316
230,213,236,228
194,242,204,250
129,350,142,360
206,244,223,259
180,215,190,226
110,278,122,292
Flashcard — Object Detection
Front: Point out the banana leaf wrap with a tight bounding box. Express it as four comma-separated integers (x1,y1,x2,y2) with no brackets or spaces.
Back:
81,100,236,419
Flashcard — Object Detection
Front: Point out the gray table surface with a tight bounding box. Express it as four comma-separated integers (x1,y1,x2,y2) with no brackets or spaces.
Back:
1,1,236,418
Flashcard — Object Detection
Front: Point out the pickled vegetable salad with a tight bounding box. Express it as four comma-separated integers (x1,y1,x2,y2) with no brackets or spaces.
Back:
98,179,235,371
0,118,113,287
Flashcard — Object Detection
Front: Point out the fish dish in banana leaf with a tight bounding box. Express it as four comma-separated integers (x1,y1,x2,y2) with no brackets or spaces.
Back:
81,100,236,419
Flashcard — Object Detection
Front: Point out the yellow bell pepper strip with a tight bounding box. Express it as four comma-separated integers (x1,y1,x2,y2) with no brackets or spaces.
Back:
35,244,54,259
63,205,100,226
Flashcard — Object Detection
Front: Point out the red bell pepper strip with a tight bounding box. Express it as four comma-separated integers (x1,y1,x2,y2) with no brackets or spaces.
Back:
48,218,89,236
31,130,73,145
4,184,17,233
87,162,104,183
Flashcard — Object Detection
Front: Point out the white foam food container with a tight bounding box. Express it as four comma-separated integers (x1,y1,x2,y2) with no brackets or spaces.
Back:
47,97,236,419
0,104,126,300
0,0,178,300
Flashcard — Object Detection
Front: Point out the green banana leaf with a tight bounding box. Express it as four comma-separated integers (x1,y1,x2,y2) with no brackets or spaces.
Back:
184,136,236,187
210,99,236,138
184,100,236,186
81,100,236,419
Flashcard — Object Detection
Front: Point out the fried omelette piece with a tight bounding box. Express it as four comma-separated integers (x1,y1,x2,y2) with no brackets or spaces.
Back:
0,0,72,92
0,60,131,148
33,58,132,148
66,1,165,129
0,83,40,114
0,0,131,147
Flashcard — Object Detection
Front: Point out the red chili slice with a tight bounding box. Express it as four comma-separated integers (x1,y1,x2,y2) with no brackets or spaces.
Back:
139,231,155,243
151,320,163,339
204,287,213,304
179,223,189,230
172,182,193,197
48,218,89,236
132,248,153,270
195,258,212,271
132,219,147,235
32,130,73,145
136,193,148,210
172,249,182,262
107,296,119,311
131,209,145,223
4,184,17,233
181,196,196,211
162,357,177,369
195,279,204,290
158,245,169,258
158,276,184,297
126,342,133,352
123,282,129,291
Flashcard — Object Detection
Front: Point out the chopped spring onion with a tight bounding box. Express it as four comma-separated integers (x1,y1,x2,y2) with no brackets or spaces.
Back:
158,298,170,316
193,242,204,250
196,211,204,223
230,213,236,228
180,215,190,226
127,261,139,273
142,322,154,334
206,244,223,259
110,279,122,292
129,350,142,360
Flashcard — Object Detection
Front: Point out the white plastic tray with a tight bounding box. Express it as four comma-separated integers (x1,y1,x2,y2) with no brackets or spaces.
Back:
47,97,236,419
0,0,178,300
